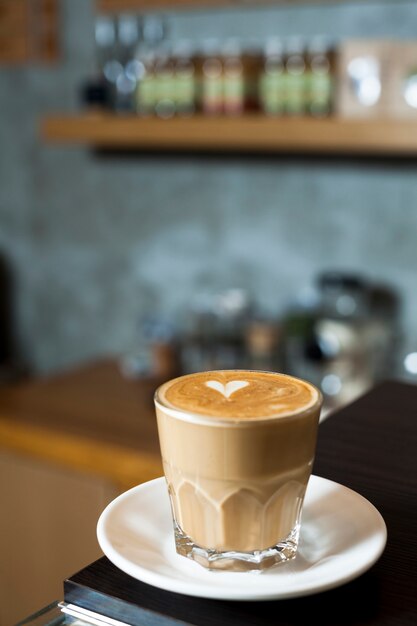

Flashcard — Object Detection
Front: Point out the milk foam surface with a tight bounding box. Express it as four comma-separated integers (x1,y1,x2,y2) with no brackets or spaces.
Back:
158,370,318,419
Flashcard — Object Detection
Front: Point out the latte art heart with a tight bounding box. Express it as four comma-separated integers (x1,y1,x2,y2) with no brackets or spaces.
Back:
159,370,318,419
205,380,249,399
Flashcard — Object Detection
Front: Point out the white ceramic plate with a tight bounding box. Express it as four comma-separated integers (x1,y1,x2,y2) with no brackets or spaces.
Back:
97,475,387,601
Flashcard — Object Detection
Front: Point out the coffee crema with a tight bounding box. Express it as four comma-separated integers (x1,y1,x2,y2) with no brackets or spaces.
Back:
158,370,318,419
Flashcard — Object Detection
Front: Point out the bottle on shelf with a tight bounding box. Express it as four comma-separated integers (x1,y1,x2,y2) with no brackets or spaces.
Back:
199,40,224,115
173,40,196,117
90,19,339,120
135,48,156,116
306,36,334,117
154,42,176,118
222,39,245,116
259,38,285,115
284,37,307,116
135,15,167,116
242,42,263,113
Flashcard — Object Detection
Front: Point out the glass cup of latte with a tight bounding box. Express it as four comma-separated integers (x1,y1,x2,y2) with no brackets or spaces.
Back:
154,370,322,572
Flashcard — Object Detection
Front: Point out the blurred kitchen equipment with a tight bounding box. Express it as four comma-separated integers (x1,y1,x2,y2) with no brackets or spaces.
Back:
180,288,253,373
120,315,179,381
244,318,282,372
283,271,400,413
114,14,141,112
394,337,417,385
84,14,150,112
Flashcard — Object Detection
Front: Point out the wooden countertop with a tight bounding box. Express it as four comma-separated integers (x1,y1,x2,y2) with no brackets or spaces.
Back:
66,380,417,625
0,360,163,490
4,364,417,623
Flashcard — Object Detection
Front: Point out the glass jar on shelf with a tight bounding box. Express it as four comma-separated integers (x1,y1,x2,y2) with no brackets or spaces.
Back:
94,15,119,110
111,14,140,112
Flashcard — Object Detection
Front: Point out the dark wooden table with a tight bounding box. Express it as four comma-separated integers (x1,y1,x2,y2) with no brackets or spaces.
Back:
64,381,417,626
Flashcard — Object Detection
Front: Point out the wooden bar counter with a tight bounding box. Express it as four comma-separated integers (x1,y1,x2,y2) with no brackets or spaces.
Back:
0,360,163,624
2,364,417,624
67,379,417,626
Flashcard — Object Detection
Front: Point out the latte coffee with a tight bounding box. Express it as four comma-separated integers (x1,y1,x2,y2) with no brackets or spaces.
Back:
155,370,322,571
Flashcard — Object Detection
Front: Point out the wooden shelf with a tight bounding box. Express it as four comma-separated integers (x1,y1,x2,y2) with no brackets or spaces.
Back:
41,113,417,155
97,0,364,12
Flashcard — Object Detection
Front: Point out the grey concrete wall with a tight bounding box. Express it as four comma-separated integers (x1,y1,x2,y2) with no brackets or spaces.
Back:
1,0,417,373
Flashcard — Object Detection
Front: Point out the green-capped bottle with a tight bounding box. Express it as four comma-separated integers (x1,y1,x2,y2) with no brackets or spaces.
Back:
259,38,285,115
284,37,307,116
135,15,167,117
306,37,334,117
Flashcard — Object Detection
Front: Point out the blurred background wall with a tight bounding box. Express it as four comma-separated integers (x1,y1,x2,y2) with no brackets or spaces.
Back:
1,0,417,374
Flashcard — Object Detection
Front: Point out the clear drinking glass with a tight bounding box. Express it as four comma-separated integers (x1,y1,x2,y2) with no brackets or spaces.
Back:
154,370,322,572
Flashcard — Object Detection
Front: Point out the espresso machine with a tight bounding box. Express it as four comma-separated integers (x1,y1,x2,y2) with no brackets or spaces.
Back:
283,272,400,414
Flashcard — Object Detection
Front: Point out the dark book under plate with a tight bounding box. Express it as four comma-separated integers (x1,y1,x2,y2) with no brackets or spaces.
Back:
64,551,382,626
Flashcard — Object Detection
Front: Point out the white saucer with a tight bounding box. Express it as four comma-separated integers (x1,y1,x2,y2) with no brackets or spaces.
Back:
97,475,387,601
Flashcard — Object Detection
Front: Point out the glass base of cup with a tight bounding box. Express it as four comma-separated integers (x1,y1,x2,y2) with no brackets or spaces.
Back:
174,521,300,572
